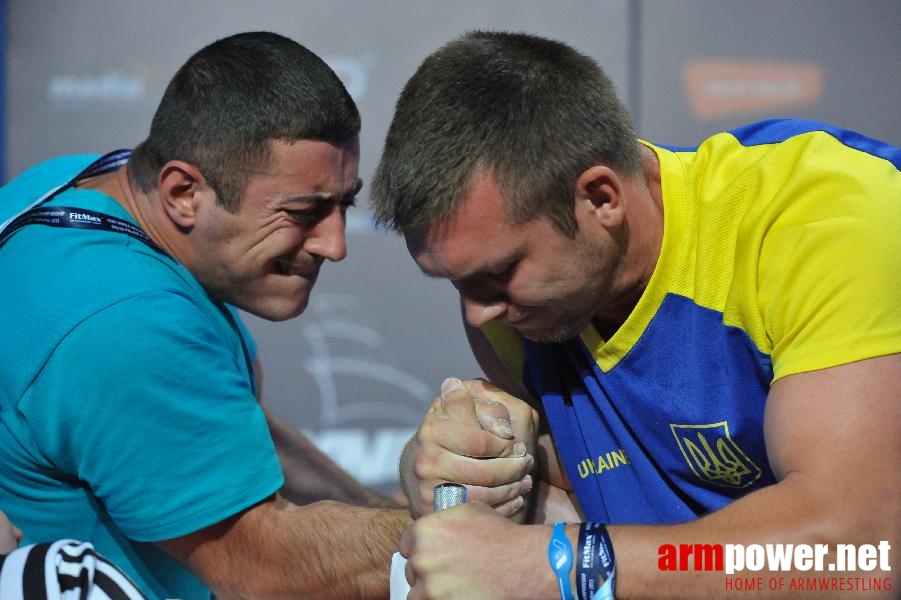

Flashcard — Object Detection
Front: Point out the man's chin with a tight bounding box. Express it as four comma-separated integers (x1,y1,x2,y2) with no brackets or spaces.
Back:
279,297,311,321
517,324,583,344
243,294,311,322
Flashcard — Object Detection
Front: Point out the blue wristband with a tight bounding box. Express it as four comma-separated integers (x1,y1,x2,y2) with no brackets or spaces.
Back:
548,522,574,600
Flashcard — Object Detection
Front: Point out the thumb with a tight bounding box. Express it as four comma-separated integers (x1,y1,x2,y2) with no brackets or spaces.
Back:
438,377,478,423
474,397,515,439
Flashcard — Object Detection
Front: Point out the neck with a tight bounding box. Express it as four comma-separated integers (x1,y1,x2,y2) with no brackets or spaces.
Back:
113,166,181,259
637,144,664,274
592,145,665,334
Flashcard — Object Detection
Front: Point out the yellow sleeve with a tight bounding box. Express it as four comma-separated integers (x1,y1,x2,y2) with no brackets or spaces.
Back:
480,320,527,385
744,139,901,380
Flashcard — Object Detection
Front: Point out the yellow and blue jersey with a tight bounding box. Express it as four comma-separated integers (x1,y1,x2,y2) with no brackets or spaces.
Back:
483,119,901,524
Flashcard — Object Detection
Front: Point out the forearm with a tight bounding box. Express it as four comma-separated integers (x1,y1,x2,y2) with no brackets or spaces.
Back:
256,501,412,599
608,476,897,599
166,498,412,600
402,474,895,600
267,411,397,508
526,479,582,525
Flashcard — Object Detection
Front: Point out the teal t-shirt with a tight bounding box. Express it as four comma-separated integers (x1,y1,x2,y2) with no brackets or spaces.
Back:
0,155,284,599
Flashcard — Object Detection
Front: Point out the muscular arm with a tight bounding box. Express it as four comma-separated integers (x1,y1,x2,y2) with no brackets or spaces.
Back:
256,359,397,508
265,409,398,508
608,354,900,598
403,355,899,599
154,360,405,598
159,496,411,600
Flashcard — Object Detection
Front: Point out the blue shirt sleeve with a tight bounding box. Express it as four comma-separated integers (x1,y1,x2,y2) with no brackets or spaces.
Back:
21,291,284,542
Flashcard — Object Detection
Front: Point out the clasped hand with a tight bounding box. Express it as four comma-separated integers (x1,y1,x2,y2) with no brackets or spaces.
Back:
400,377,538,518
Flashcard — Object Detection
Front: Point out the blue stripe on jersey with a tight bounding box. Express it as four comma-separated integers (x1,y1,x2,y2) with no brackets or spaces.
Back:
654,119,901,168
730,119,901,167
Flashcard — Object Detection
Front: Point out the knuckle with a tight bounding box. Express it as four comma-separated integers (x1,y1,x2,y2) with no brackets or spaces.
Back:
412,450,443,481
468,431,507,457
469,460,515,486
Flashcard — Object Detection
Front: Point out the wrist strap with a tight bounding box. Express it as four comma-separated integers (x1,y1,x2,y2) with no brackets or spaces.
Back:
576,522,616,600
548,522,574,600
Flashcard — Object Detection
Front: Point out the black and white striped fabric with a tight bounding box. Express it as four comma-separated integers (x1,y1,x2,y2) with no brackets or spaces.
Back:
0,540,147,600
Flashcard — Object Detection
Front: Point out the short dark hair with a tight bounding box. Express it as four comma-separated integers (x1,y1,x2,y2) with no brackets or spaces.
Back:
370,30,639,236
128,31,360,212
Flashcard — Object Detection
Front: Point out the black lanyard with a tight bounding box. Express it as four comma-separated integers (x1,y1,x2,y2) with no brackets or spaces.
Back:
0,149,168,257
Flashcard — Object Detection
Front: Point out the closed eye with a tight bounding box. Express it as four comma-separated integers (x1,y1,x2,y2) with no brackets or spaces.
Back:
284,209,323,226
493,260,518,282
284,197,356,227
453,261,517,304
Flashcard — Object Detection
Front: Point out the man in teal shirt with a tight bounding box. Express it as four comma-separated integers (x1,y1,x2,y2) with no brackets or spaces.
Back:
0,31,409,599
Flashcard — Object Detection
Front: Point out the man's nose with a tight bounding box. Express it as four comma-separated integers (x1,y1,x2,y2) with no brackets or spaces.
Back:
306,210,348,262
462,294,507,327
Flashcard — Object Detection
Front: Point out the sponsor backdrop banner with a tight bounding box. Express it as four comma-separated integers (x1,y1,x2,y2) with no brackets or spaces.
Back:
636,1,901,146
4,1,899,492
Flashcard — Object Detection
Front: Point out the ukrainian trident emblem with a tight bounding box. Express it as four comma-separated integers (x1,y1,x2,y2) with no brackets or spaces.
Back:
670,421,762,488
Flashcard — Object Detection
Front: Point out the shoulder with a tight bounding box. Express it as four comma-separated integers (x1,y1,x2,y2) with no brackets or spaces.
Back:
0,155,102,221
725,119,900,167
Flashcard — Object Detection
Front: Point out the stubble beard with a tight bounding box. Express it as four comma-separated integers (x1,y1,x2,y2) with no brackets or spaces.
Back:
519,243,617,345
517,277,609,344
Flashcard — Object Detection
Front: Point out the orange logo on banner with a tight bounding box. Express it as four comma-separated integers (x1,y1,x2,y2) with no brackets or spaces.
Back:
684,60,824,120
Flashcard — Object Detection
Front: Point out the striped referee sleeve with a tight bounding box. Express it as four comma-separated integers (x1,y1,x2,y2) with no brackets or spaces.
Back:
0,539,147,599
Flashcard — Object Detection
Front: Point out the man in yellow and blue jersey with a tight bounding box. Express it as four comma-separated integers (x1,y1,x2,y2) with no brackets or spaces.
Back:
371,31,900,599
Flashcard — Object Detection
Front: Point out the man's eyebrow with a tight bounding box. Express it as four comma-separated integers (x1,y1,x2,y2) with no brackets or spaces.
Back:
277,178,363,205
416,259,508,282
349,178,363,197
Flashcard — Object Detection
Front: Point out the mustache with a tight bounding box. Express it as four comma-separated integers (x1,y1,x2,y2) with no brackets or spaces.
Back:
274,258,321,277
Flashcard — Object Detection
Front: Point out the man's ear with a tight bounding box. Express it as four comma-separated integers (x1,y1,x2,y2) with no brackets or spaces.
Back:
157,160,210,228
575,164,624,227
